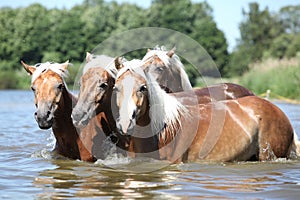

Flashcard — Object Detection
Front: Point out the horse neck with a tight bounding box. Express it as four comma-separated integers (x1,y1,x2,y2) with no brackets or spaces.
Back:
52,87,78,143
130,124,159,158
96,88,118,132
55,87,75,120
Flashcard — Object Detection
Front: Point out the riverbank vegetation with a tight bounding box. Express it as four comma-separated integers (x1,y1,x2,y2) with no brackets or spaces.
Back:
240,57,300,100
0,0,299,99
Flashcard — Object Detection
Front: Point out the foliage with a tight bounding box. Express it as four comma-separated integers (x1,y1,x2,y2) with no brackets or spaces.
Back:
226,3,300,77
0,1,299,91
0,0,230,89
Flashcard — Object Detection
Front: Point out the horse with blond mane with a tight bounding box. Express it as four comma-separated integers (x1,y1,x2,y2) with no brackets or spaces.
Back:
73,54,255,159
113,63,298,162
71,53,130,159
21,61,96,161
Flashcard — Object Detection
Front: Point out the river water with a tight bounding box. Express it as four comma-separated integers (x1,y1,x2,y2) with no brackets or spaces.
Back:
1,90,300,199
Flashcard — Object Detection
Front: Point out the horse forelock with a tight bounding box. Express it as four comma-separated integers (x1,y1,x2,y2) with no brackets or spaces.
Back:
83,54,117,78
31,62,69,84
116,59,143,79
146,74,188,142
142,50,171,67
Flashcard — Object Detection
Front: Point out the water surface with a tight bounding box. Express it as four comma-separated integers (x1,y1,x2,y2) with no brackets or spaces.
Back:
1,90,300,199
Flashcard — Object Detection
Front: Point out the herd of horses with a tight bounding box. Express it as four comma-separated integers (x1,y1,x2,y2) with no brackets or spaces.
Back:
21,47,300,163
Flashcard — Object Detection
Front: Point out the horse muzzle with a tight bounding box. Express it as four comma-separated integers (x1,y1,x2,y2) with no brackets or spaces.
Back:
35,110,54,129
71,110,92,129
116,118,135,135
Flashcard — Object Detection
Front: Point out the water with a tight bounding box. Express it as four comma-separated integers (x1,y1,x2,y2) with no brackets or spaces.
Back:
1,90,300,199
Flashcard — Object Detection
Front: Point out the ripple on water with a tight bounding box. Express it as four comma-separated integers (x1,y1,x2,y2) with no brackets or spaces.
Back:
2,91,300,199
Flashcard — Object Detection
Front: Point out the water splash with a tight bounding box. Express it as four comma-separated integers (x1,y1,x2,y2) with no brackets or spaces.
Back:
47,132,56,150
31,132,56,159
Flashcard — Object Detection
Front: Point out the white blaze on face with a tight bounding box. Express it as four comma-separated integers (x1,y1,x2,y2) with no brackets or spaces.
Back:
118,76,137,133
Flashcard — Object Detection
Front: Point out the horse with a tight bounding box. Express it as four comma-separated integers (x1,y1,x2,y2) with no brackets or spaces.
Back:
113,65,297,163
141,46,254,102
21,61,94,161
71,51,253,159
71,53,130,159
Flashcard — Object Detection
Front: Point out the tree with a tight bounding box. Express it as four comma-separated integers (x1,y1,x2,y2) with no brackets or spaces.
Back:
0,7,17,70
238,3,284,62
146,0,229,78
279,5,300,34
13,4,50,65
269,33,293,59
286,33,300,58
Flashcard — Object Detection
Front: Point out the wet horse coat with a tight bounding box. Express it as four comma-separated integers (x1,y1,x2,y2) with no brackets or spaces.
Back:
114,67,296,162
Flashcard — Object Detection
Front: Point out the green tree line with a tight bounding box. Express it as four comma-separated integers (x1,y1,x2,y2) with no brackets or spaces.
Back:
0,0,299,89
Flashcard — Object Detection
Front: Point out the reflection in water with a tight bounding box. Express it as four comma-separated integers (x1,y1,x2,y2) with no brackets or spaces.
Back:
34,159,176,199
32,157,300,199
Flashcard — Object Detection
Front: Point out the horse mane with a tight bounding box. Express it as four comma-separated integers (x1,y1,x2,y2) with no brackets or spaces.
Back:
31,62,69,84
145,73,188,141
82,54,118,79
142,46,192,91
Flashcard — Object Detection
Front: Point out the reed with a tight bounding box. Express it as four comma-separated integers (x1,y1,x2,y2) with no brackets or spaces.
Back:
240,57,300,100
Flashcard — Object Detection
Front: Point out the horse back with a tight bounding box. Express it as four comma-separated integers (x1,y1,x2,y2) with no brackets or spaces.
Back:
194,83,254,104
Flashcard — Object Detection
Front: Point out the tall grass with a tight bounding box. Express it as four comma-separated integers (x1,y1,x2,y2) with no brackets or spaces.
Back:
240,58,300,99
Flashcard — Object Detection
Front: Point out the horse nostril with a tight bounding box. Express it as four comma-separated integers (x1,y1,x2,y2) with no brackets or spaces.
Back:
132,110,136,119
34,112,37,116
47,111,51,117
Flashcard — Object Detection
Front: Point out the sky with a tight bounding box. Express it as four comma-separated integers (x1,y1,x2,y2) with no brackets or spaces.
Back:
0,0,299,51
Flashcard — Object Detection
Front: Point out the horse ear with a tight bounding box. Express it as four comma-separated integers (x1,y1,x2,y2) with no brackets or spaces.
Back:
86,52,92,62
61,60,70,71
114,57,124,70
21,60,36,75
166,47,176,58
147,48,151,53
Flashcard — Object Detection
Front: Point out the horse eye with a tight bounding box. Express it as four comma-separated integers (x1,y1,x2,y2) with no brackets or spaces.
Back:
35,63,41,67
57,83,63,90
31,86,36,92
99,82,108,89
155,66,164,72
139,85,147,93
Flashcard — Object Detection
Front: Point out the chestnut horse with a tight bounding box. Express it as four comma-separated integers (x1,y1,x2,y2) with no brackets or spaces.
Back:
113,66,297,162
74,57,254,158
71,53,130,159
21,61,94,161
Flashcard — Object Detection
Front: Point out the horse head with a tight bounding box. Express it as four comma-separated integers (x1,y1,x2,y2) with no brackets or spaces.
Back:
71,53,116,128
114,68,150,135
141,46,192,92
21,60,70,129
